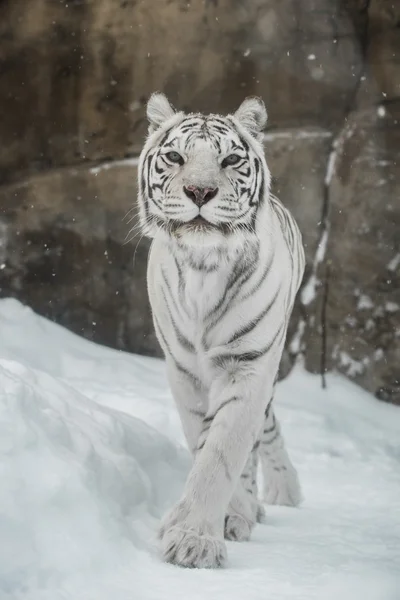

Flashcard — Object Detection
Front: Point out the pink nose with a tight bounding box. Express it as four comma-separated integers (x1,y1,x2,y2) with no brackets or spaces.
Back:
183,185,218,207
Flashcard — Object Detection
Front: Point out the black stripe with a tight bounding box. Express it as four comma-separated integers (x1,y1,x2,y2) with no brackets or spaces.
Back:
139,148,154,219
160,268,180,313
154,315,200,389
172,254,191,317
239,136,250,152
211,116,230,127
241,247,275,301
162,136,178,148
215,448,232,482
160,270,195,353
212,324,284,369
264,399,273,419
154,158,166,174
214,205,237,213
212,137,221,153
263,415,276,435
146,153,154,200
249,157,260,206
230,141,242,151
225,285,281,345
208,253,259,321
209,242,259,320
202,252,260,347
175,362,202,389
262,430,280,446
214,395,240,416
236,166,251,177
169,309,195,352
203,254,244,321
186,254,219,273
153,314,172,355
204,395,241,426
200,421,211,435
189,408,205,418
210,125,230,135
258,167,265,206
159,126,176,147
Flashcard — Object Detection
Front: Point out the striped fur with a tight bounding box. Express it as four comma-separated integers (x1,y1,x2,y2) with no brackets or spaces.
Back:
137,93,305,568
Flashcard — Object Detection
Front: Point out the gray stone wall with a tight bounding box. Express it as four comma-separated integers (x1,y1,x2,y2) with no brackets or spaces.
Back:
0,1,399,403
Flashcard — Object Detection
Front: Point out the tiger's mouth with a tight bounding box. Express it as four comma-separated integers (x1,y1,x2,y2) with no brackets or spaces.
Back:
190,216,212,227
169,217,234,238
167,215,215,232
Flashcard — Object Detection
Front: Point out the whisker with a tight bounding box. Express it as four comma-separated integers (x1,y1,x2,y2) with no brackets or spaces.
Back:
132,229,148,268
122,205,141,223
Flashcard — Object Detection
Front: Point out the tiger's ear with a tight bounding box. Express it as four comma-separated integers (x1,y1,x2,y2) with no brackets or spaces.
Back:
146,92,176,133
234,97,267,141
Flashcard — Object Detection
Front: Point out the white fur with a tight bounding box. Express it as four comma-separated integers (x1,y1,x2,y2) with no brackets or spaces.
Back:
233,96,268,142
138,94,305,568
146,92,177,133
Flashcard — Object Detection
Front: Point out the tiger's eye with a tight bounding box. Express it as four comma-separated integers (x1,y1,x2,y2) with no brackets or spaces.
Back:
222,154,241,168
166,151,184,164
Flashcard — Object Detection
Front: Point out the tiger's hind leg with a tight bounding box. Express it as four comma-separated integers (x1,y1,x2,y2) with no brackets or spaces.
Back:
224,442,264,542
260,403,302,506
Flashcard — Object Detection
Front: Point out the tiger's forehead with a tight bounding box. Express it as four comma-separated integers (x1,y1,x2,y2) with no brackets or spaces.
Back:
161,114,245,153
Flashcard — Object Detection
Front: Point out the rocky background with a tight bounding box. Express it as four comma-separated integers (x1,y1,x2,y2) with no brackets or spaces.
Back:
0,0,399,404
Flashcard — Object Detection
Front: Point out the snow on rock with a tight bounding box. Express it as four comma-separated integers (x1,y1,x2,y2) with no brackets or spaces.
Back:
387,253,400,272
0,298,400,600
263,128,332,142
385,302,399,313
357,294,374,310
289,319,306,354
90,157,140,175
300,225,329,307
338,350,369,377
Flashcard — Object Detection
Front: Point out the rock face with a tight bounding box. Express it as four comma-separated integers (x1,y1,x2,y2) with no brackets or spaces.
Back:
0,0,399,403
304,105,400,404
0,0,362,186
0,160,158,357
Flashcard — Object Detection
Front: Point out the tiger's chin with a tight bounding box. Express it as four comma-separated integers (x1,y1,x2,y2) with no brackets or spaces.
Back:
168,216,232,243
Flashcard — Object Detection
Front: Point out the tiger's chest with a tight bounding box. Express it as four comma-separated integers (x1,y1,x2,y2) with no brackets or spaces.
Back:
180,269,227,322
158,266,228,342
148,242,235,354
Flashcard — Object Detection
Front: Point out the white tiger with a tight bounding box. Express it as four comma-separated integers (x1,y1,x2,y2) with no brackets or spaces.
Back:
137,92,305,568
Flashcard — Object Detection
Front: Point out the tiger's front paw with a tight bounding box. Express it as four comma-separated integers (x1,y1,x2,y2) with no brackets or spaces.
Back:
224,489,261,541
161,524,227,568
224,513,252,541
159,500,227,568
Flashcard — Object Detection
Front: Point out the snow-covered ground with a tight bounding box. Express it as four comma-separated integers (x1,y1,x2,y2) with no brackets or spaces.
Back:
0,298,399,600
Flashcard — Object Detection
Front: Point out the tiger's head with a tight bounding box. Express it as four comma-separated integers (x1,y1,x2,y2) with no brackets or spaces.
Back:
137,93,271,246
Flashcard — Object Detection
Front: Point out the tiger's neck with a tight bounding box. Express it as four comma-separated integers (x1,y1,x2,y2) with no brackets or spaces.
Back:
166,232,261,276
161,202,274,272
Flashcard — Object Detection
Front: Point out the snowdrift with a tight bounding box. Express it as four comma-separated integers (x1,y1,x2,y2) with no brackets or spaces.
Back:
0,299,399,600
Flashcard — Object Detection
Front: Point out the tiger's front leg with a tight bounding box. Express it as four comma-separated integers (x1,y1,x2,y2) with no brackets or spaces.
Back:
159,355,277,568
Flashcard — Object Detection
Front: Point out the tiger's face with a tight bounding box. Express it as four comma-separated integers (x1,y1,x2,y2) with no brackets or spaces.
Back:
138,93,271,245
